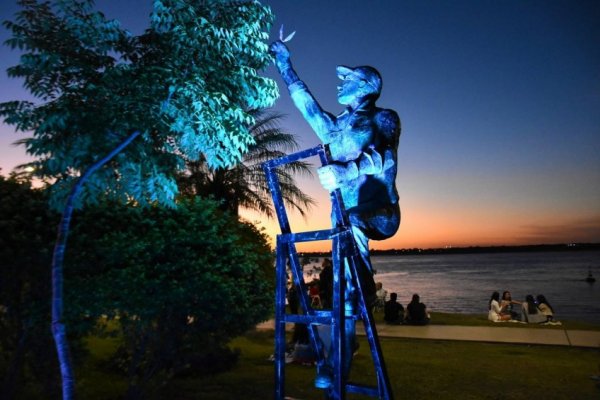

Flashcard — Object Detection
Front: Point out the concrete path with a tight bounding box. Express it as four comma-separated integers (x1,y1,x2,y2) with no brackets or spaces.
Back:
256,320,600,348
372,324,600,348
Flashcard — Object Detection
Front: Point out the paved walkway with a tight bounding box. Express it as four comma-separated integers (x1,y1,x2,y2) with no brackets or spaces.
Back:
256,320,600,348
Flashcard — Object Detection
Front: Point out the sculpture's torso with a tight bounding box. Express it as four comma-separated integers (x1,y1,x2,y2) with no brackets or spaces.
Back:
289,80,400,211
329,105,399,212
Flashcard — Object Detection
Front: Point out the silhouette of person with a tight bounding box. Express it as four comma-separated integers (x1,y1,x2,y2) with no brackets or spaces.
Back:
270,40,401,388
384,292,404,324
405,294,430,325
319,258,333,309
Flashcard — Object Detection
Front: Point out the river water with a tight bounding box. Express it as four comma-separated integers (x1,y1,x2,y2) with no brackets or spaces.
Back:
304,250,600,324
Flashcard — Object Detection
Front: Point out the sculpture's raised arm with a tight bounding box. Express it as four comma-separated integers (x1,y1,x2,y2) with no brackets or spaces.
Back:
269,41,337,143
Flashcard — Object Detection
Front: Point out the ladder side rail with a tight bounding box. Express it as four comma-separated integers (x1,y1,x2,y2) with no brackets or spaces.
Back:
330,233,346,400
317,146,350,228
346,255,394,400
275,238,289,400
263,164,292,234
263,144,326,235
286,243,313,317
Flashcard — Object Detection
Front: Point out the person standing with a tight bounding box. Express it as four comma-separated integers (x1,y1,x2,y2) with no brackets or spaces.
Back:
319,258,333,309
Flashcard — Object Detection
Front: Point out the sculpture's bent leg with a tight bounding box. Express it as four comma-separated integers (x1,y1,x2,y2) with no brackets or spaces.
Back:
348,204,401,296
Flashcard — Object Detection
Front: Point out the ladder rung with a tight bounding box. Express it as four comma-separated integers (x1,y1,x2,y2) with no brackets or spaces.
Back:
313,310,334,318
279,228,341,243
284,313,332,325
346,383,379,396
264,145,323,168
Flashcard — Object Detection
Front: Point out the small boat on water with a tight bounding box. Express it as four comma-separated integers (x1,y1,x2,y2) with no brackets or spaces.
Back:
585,269,596,283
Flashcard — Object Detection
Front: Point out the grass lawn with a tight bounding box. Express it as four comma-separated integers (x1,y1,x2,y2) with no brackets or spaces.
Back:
76,318,600,400
162,331,600,400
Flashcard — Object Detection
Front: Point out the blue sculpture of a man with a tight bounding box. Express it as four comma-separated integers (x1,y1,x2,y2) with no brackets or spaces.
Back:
270,40,401,387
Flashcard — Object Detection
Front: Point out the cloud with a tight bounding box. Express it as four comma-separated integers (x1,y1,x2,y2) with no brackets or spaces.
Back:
518,215,600,244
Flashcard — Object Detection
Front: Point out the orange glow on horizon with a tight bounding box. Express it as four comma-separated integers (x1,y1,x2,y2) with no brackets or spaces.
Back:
241,203,600,253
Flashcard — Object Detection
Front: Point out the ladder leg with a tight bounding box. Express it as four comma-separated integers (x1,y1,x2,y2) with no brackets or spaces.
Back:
348,255,394,400
331,235,346,400
274,239,288,400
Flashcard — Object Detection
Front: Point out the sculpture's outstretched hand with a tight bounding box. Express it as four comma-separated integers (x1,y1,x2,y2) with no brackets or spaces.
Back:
269,40,291,68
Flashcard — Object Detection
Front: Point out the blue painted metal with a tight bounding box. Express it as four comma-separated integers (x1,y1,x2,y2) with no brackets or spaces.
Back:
263,145,394,400
274,236,287,399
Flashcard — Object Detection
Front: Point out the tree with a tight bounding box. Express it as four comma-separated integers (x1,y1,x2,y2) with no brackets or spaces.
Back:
178,110,315,218
1,0,278,208
65,198,275,399
1,1,278,398
0,179,275,398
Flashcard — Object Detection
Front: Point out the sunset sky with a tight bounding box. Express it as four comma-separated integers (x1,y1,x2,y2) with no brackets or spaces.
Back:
1,1,599,251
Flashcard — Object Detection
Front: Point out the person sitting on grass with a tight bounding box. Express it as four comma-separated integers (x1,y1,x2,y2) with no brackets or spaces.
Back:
500,290,521,320
374,282,388,312
384,292,404,324
405,293,430,325
488,291,512,322
521,294,547,324
536,294,555,322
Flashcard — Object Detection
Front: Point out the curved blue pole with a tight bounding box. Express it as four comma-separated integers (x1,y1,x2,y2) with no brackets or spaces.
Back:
51,130,141,399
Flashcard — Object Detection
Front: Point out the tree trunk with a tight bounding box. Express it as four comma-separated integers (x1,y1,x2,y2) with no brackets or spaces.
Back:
51,131,141,399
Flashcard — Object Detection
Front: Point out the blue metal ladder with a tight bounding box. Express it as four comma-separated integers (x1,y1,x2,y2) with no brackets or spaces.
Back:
263,144,394,400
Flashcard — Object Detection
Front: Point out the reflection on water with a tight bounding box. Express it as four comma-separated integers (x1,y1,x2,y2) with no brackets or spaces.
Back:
370,250,600,324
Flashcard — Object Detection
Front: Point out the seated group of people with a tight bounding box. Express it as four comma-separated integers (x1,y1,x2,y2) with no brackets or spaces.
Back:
383,292,430,325
488,290,558,324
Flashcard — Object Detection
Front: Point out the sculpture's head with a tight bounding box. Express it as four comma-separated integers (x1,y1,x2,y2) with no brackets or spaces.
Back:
336,65,382,106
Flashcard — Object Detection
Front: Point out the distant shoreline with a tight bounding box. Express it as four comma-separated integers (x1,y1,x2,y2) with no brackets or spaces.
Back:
299,243,600,257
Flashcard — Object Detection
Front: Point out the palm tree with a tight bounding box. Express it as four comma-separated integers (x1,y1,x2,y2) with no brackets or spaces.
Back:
178,110,315,218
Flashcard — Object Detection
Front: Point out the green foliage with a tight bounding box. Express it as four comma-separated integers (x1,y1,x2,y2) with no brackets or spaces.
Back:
64,198,274,397
0,179,275,398
1,0,278,209
0,176,61,397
